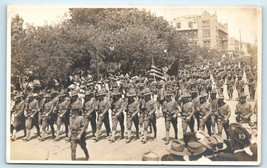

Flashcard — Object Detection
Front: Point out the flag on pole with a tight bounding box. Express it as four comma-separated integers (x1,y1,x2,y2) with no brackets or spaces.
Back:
150,65,165,80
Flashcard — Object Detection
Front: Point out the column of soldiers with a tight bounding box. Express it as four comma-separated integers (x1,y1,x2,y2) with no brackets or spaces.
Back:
10,57,257,159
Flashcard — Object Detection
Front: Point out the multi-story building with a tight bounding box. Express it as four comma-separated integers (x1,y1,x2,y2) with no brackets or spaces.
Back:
169,11,228,50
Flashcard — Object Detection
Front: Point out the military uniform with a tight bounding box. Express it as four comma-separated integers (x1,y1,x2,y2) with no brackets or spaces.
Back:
83,96,96,137
56,96,70,140
11,97,25,140
110,94,125,141
181,98,195,133
235,101,253,124
162,95,180,143
226,77,234,99
199,97,212,136
69,106,89,160
191,92,200,130
142,93,157,143
95,94,111,141
40,96,55,140
125,97,140,143
217,102,231,138
24,95,40,140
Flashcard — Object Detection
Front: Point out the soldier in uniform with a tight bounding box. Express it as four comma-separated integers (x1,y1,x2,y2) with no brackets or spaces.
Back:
210,89,218,135
162,92,180,145
110,90,125,142
217,94,231,139
226,75,234,100
142,90,157,143
55,92,70,141
236,76,245,98
51,90,59,125
11,95,25,141
40,93,55,141
235,93,253,124
94,89,111,142
181,92,195,133
82,90,97,138
23,93,40,141
69,103,89,161
191,90,200,131
199,92,212,136
248,77,256,101
125,90,140,143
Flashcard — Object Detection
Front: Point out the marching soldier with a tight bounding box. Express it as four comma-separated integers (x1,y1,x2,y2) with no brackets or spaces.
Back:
141,90,157,143
23,93,40,141
199,91,213,136
125,90,140,143
210,89,218,135
226,75,234,100
69,103,89,161
162,92,180,145
248,77,256,101
55,92,70,141
51,90,60,125
191,90,200,131
82,90,97,138
11,95,25,141
217,94,231,139
235,93,253,124
236,76,245,98
181,92,195,133
40,93,55,141
110,90,125,142
94,89,111,142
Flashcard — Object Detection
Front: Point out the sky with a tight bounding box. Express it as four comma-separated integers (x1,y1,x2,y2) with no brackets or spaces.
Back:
8,5,261,43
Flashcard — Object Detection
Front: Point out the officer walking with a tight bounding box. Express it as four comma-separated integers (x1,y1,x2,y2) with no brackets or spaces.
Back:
217,94,231,139
181,92,195,133
11,95,25,141
69,104,89,161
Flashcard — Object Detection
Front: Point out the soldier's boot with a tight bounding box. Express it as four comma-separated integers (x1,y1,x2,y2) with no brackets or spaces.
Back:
55,130,60,141
71,149,76,161
165,131,170,145
142,131,147,143
11,130,17,141
110,131,116,142
40,129,46,141
121,128,125,139
23,129,30,141
126,130,131,143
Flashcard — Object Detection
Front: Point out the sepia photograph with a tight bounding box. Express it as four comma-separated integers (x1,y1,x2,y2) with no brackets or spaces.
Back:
6,4,261,165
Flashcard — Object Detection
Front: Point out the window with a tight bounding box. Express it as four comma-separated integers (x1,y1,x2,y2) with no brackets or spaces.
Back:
176,22,181,29
203,29,210,37
202,19,210,27
188,21,193,28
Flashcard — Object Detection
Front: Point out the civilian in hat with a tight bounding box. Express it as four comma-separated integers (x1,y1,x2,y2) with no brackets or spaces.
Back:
125,91,140,143
235,93,253,124
11,94,26,141
162,92,181,145
55,92,70,141
110,90,125,142
39,93,55,141
217,94,231,139
94,89,111,142
212,124,255,161
82,90,97,138
142,151,160,161
210,89,218,135
199,91,213,136
23,93,40,141
69,103,89,161
141,91,157,143
181,92,195,133
161,139,188,161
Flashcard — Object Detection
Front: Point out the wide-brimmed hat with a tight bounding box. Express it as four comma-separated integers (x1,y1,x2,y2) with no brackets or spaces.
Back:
210,89,217,94
112,90,121,96
43,93,51,98
166,139,190,156
32,93,39,98
164,91,174,97
142,151,160,161
126,90,136,97
85,90,93,96
187,141,207,156
182,92,191,98
183,132,199,145
229,124,251,147
97,89,106,97
211,135,227,151
239,93,247,98
199,92,208,98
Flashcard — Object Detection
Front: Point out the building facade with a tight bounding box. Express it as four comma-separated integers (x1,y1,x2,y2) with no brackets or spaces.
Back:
169,11,228,50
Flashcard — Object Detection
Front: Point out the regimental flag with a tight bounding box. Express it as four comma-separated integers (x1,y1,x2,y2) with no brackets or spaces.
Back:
150,65,165,80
